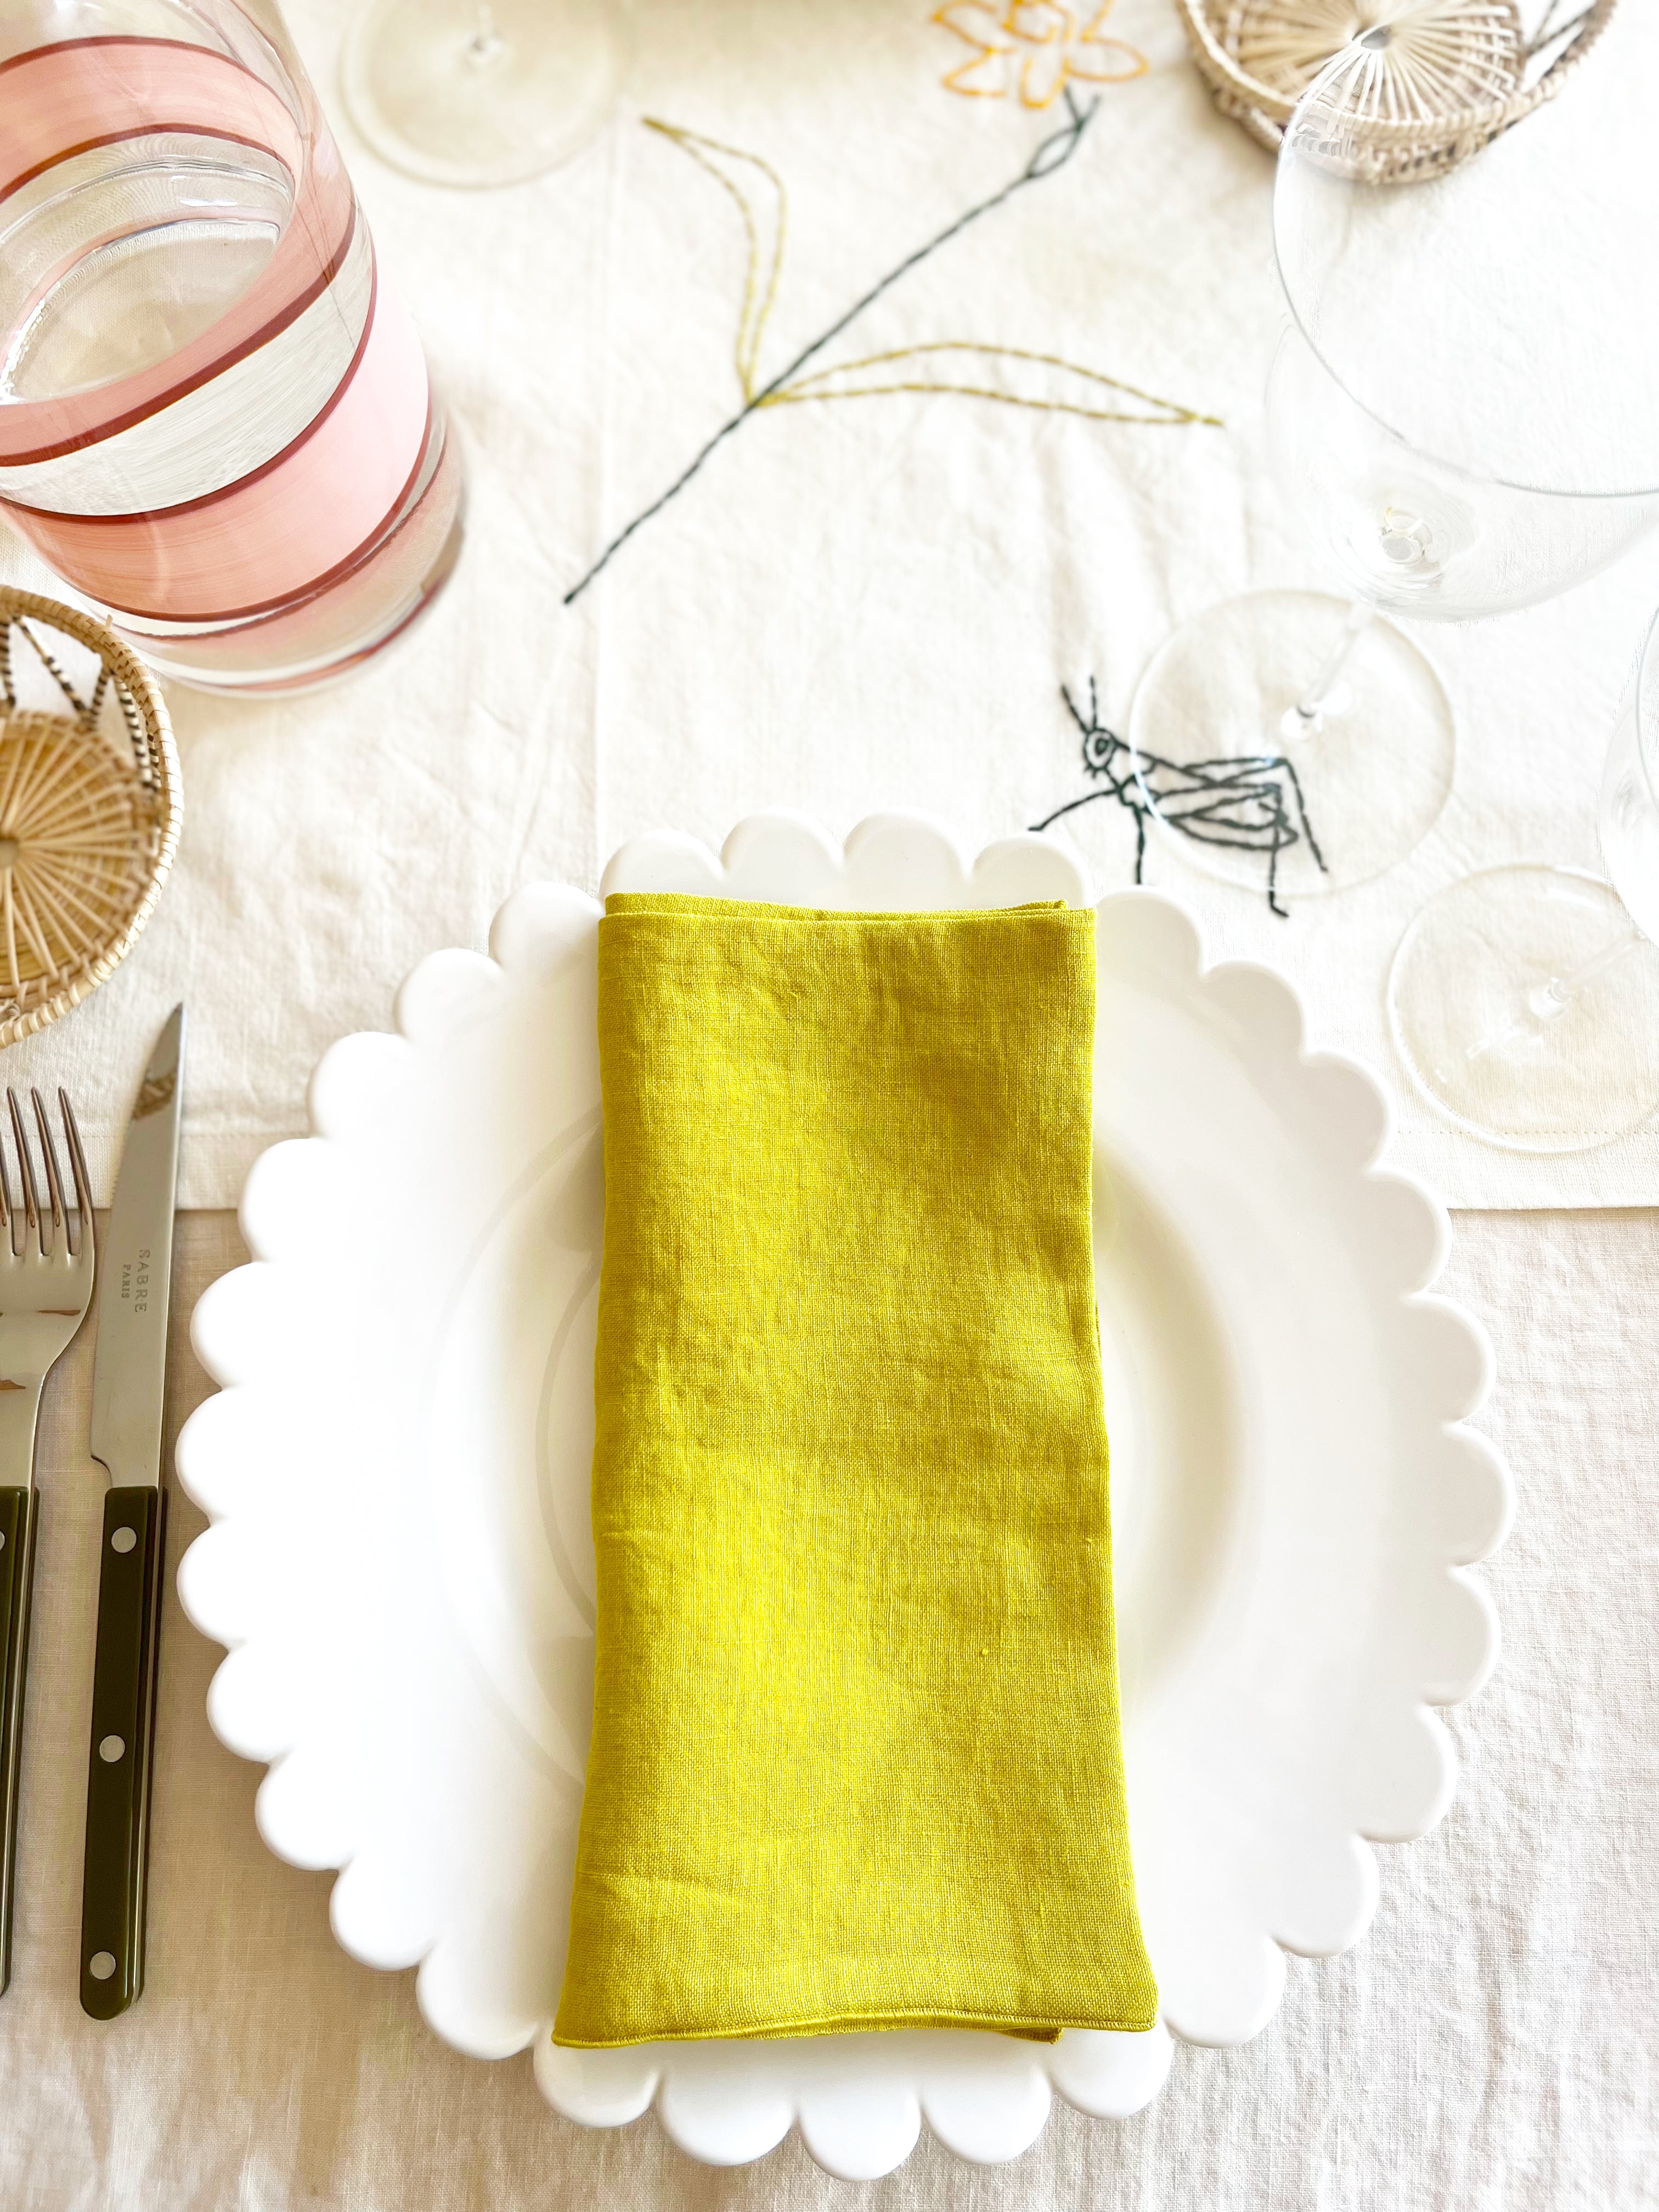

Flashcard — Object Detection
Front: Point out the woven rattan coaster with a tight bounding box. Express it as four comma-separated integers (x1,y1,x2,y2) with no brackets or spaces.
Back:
1176,0,1616,179
0,588,181,1048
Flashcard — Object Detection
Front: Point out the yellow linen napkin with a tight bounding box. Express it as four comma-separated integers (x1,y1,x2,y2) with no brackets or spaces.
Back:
552,894,1156,2047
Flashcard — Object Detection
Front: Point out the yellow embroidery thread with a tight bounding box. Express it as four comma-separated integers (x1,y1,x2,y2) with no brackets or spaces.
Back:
934,1,1148,108
642,119,787,403
764,341,1223,427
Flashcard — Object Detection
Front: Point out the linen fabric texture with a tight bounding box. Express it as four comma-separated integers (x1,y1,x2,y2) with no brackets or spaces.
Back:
552,894,1156,2048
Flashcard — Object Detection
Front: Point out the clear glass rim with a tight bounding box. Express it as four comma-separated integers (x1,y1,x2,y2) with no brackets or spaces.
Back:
340,0,633,191
1272,57,1659,507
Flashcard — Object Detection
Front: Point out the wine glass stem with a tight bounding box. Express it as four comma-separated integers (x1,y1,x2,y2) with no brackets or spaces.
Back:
1294,601,1374,723
1465,923,1646,1062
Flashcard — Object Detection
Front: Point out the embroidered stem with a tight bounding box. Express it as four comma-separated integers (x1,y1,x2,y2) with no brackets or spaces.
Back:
565,93,1100,605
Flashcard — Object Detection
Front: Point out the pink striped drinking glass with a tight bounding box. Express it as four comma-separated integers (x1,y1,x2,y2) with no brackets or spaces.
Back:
0,1,464,694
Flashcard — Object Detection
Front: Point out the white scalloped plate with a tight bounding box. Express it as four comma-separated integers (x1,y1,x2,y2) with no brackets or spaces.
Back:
175,814,1511,2181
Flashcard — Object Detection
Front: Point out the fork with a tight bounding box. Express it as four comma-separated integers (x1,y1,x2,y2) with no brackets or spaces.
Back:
0,1087,93,1995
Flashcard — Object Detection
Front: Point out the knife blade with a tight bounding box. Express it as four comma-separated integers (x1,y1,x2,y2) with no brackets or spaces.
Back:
80,1005,184,2019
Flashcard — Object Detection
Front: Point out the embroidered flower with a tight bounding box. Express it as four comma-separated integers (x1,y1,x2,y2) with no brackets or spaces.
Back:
934,1,1148,107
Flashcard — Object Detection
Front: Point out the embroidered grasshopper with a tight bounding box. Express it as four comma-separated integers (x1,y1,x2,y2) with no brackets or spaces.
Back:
1031,678,1327,919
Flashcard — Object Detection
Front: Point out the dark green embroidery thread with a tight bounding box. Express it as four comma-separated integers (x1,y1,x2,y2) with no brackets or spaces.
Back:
1031,678,1328,918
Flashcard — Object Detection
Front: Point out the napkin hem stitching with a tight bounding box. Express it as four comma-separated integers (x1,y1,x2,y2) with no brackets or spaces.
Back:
551,2004,1160,2048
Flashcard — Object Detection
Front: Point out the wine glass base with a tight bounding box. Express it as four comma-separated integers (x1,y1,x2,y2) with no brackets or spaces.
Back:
342,0,629,188
1125,591,1454,900
1388,865,1659,1153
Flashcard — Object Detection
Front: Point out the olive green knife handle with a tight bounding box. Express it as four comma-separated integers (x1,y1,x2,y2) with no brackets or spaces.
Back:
0,1485,38,1997
80,1486,166,2020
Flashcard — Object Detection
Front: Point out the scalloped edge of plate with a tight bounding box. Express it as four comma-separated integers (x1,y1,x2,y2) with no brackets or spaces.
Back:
176,811,1513,2179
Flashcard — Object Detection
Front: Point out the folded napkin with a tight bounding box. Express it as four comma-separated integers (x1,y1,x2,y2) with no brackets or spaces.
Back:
553,894,1156,2047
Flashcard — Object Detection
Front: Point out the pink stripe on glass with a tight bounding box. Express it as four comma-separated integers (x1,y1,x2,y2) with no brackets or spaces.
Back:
0,10,462,693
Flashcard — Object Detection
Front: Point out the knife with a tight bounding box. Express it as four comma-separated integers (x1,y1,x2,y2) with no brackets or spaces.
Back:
80,1005,184,2020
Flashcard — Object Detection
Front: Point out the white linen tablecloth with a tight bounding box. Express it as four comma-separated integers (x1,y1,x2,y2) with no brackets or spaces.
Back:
4,0,1659,1207
0,5,1654,2207
0,1209,1652,2209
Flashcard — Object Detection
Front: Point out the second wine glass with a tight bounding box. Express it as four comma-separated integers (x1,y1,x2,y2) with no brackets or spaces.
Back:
342,0,630,188
1128,27,1659,904
1386,605,1659,1153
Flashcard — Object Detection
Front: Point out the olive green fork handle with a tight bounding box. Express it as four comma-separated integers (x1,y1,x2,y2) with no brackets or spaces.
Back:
80,1486,166,2020
0,1484,38,1997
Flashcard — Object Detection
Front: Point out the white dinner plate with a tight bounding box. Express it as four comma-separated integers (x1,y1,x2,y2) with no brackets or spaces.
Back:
176,814,1511,2180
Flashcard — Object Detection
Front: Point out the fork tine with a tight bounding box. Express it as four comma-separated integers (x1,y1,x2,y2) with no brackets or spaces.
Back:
0,1110,9,1240
59,1090,90,1260
31,1088,64,1248
7,1090,38,1253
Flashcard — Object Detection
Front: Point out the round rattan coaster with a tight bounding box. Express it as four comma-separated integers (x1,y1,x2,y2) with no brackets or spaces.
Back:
0,588,182,1048
1176,0,1617,179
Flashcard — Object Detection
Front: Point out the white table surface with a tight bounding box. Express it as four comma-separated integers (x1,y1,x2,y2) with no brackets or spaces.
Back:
0,1207,1650,2209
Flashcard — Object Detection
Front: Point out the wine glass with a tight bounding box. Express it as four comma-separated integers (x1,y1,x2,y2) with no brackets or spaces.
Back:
342,0,630,188
1128,19,1659,904
1385,607,1659,1153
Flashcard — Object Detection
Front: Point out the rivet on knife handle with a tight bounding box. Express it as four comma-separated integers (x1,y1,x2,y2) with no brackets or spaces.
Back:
80,1486,166,2019
0,1485,38,1997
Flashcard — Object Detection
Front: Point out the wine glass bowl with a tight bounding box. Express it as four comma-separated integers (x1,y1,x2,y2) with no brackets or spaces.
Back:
1131,26,1659,921
1264,318,1659,622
